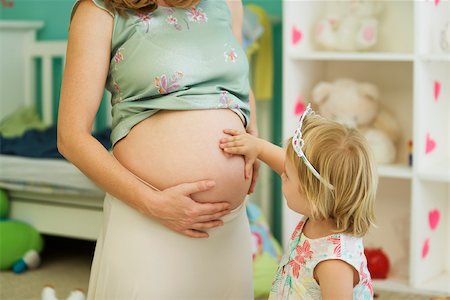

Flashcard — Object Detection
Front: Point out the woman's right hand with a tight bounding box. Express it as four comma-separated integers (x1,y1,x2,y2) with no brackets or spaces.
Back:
147,180,231,238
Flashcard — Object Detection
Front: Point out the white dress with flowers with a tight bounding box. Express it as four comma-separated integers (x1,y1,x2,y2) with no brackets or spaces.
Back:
269,218,373,300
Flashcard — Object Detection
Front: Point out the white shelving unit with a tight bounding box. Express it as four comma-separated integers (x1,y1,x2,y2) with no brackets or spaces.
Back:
282,0,450,295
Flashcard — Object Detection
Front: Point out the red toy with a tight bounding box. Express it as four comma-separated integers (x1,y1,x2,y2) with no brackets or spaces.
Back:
364,248,390,279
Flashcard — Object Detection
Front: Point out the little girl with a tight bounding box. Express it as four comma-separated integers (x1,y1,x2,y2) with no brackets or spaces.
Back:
220,104,376,299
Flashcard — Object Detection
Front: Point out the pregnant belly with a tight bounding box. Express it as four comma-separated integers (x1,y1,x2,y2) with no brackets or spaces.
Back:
113,109,251,209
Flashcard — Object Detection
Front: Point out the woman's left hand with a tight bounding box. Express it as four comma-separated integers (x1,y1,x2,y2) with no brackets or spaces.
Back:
246,127,259,194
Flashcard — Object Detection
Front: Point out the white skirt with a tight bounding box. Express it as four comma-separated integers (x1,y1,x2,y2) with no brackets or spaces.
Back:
87,193,253,300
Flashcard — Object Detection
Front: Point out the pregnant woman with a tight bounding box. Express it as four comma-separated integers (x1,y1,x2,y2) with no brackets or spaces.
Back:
57,0,258,298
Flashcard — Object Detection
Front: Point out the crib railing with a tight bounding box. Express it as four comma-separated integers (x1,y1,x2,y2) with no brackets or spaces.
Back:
25,41,67,125
24,39,110,131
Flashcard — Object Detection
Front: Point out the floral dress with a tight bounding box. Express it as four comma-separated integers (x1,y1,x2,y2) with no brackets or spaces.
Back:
269,217,374,300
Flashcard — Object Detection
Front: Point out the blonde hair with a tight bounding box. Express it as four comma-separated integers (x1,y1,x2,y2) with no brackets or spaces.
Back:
104,0,200,15
286,114,377,237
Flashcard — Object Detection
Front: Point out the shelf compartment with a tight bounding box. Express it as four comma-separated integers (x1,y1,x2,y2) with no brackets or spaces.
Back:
284,60,413,166
365,178,411,285
415,61,450,172
284,0,413,54
410,181,449,294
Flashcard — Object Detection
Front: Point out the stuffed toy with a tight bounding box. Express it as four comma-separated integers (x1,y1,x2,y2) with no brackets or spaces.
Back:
311,78,401,164
364,247,390,279
314,0,383,51
0,189,43,273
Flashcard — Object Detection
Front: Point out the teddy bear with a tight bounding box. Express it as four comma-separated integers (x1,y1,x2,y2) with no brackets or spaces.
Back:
311,78,401,164
314,0,384,51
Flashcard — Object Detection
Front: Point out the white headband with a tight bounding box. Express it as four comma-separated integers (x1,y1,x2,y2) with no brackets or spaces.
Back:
292,104,334,190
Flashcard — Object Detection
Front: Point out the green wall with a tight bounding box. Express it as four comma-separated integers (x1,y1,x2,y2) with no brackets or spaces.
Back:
0,0,280,40
0,1,73,40
1,0,284,243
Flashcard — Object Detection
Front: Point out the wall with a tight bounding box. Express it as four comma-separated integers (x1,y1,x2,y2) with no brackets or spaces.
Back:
1,0,283,241
0,0,280,40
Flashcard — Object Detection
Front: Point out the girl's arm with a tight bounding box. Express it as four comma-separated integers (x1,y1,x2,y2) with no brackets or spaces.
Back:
314,260,356,300
58,0,230,238
220,130,285,175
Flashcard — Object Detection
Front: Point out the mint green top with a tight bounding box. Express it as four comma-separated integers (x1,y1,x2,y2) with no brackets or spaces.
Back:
71,0,251,145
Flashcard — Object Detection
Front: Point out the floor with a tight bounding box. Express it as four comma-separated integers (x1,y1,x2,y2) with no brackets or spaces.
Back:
0,236,93,300
0,236,445,300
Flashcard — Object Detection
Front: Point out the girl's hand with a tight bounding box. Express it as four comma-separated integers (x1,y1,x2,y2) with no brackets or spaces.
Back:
149,180,231,238
219,129,261,179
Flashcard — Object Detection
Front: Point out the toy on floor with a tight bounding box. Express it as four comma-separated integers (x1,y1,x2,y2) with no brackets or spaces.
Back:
314,0,383,51
41,286,86,300
246,202,282,299
364,247,390,279
311,78,401,164
0,189,44,273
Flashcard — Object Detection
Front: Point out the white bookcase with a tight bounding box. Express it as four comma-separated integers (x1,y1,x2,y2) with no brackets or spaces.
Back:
282,0,449,295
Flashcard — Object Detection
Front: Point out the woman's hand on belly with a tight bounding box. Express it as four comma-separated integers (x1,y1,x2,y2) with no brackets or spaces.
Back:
114,109,251,237
147,180,231,238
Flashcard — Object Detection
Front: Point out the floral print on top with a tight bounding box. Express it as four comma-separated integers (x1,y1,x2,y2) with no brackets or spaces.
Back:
135,13,152,33
269,217,374,300
186,7,208,23
155,71,184,94
218,91,239,109
224,43,238,63
161,5,207,31
111,47,125,104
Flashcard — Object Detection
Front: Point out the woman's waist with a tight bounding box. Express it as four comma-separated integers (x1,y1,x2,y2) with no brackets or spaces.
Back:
113,110,251,207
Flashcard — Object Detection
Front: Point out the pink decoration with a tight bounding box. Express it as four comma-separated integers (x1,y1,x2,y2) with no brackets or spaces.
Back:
294,96,306,116
425,132,436,155
292,26,302,45
363,26,375,43
429,209,440,231
421,238,430,259
434,0,440,6
434,81,441,102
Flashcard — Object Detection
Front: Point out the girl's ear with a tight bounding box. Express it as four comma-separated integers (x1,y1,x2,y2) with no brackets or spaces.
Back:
311,82,331,105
